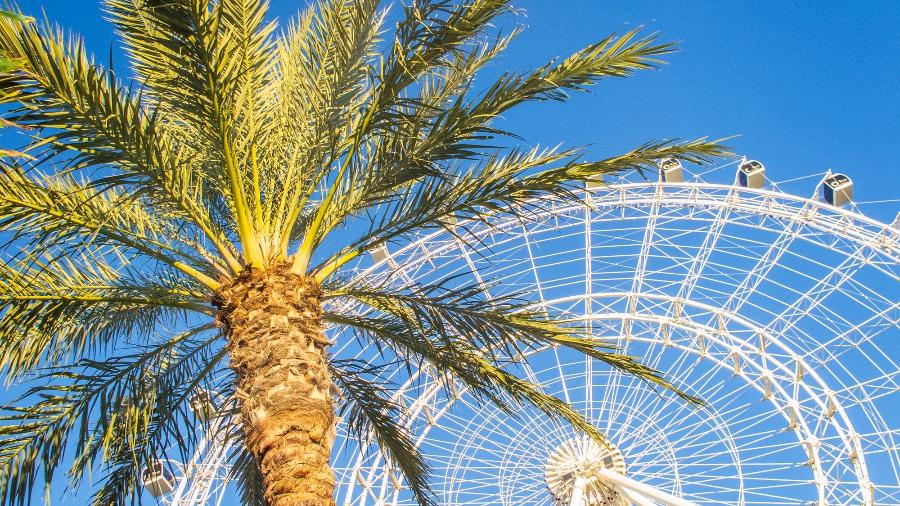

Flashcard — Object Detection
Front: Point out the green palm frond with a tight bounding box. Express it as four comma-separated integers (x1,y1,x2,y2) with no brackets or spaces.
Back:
0,15,237,280
322,278,704,500
288,0,515,271
103,0,179,95
0,325,223,505
0,162,222,281
0,18,165,170
0,249,213,378
313,139,729,281
0,10,32,23
403,29,675,157
103,0,271,265
228,443,267,506
324,277,697,400
269,0,383,248
86,342,233,506
374,0,513,115
0,5,32,74
324,311,619,461
331,359,434,506
0,0,728,503
298,27,680,260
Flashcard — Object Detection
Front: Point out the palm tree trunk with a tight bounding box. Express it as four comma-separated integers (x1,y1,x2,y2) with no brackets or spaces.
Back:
218,265,335,506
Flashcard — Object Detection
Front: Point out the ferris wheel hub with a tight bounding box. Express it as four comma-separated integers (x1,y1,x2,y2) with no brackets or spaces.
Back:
544,435,628,505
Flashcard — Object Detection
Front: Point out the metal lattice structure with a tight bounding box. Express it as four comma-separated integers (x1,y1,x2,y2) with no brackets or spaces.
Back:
154,159,899,505
329,160,899,505
145,396,235,506
164,410,235,506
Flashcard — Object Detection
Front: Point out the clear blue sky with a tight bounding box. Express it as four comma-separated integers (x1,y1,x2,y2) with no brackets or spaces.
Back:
7,0,900,504
15,0,900,222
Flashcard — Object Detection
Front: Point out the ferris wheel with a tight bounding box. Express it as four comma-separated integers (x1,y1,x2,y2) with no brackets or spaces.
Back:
327,158,900,505
144,157,900,505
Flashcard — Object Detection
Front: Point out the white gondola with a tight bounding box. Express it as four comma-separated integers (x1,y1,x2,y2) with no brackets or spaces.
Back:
658,157,684,183
371,243,390,264
190,389,219,423
738,159,765,188
586,174,607,190
142,462,176,498
822,173,853,206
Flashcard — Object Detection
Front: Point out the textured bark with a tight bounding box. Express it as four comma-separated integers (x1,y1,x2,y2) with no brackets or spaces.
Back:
217,264,335,506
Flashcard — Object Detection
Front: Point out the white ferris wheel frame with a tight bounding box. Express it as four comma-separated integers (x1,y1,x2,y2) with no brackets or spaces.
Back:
335,174,898,506
156,168,899,506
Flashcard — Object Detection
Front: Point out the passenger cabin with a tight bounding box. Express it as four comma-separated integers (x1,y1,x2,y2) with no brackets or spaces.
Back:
142,462,176,497
190,390,219,423
585,174,606,190
371,243,389,264
822,174,853,206
658,157,684,183
738,160,765,189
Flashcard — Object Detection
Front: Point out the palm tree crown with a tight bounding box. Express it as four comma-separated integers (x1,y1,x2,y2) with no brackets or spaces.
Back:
0,1,725,504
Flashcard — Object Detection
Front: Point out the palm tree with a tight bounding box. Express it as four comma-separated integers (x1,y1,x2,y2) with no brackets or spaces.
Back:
0,1,725,505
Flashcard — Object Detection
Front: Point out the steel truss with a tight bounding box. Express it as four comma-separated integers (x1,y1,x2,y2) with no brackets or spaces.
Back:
159,166,899,505
331,172,899,505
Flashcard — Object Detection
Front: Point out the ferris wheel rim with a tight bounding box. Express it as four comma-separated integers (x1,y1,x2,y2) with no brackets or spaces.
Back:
353,181,899,289
375,293,866,497
330,173,898,505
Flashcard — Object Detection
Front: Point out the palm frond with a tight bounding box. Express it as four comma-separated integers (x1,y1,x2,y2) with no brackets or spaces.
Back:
228,443,267,506
313,139,729,280
0,14,237,277
298,31,522,250
0,325,224,506
325,275,703,403
287,0,516,272
269,0,383,248
0,248,213,378
0,162,223,283
87,341,231,506
374,0,513,118
389,30,677,163
299,18,731,276
325,312,617,462
98,0,263,263
326,277,695,398
331,359,434,506
0,10,33,23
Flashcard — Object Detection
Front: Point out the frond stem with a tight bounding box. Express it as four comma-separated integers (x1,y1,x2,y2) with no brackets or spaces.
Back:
219,109,262,269
1,195,221,290
291,105,375,274
313,248,360,283
0,294,215,316
251,143,264,232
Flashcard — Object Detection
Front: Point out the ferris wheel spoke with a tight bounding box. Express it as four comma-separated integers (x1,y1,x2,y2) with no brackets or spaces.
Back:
611,379,713,460
675,188,737,302
521,224,548,310
611,345,728,442
765,248,871,349
626,392,792,475
584,204,597,423
830,371,900,403
714,199,814,327
809,299,898,350
614,343,701,422
552,345,573,405
599,186,664,430
327,174,898,506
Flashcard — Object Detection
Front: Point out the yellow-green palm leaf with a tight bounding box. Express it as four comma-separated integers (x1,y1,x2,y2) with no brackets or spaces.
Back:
0,1,727,504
